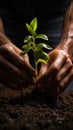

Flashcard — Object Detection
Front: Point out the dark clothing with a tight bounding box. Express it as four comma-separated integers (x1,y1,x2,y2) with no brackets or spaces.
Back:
0,0,70,47
0,0,70,18
0,0,73,90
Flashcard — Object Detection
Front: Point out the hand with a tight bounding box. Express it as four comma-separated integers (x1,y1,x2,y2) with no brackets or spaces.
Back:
0,35,36,89
36,48,73,99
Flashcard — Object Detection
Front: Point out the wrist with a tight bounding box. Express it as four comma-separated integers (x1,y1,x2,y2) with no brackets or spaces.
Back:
57,37,73,61
0,33,10,46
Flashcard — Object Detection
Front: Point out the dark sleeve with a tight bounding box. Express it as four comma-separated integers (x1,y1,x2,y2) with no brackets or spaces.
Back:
0,0,17,18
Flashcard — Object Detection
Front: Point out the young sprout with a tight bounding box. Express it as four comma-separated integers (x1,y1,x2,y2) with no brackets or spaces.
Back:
21,17,52,78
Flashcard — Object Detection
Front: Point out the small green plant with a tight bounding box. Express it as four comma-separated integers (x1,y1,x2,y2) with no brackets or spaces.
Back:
21,17,52,78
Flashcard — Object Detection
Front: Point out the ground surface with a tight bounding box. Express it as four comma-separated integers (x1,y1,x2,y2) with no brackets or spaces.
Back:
0,85,73,130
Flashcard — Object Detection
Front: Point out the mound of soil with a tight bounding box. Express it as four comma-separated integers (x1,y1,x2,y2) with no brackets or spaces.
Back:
0,85,73,130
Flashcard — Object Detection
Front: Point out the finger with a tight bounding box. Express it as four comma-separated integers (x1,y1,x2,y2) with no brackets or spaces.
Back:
0,75,25,90
59,69,73,93
13,45,30,64
0,67,31,89
12,44,30,63
12,44,36,75
0,45,36,77
56,57,73,83
0,53,36,88
44,62,72,91
38,63,49,78
37,55,67,84
2,70,26,86
23,54,30,64
0,55,30,82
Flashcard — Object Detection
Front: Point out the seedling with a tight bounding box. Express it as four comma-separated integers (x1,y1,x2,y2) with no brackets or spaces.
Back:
21,17,52,78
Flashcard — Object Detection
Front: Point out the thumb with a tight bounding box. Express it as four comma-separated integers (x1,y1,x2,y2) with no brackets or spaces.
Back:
23,54,30,65
13,44,30,65
38,63,49,78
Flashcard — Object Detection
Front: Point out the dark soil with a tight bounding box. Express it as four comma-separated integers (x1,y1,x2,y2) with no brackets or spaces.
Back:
0,85,73,130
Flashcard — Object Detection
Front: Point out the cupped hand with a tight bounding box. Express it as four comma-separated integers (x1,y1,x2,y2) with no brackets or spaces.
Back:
36,48,73,99
0,35,36,89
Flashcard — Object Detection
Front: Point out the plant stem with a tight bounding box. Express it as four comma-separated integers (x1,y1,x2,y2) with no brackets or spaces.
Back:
35,61,38,79
32,37,38,79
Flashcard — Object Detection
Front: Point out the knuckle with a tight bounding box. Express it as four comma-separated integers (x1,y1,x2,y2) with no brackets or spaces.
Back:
0,44,8,51
52,64,59,72
59,82,64,89
67,57,72,65
0,45,8,56
0,44,13,55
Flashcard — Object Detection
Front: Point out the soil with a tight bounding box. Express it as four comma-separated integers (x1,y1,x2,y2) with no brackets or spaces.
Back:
0,85,73,130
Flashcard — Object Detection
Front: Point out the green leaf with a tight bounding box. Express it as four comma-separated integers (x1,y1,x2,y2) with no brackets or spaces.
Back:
20,51,26,56
24,48,31,53
34,49,42,61
22,44,29,49
34,44,42,50
37,58,48,64
20,17,52,76
24,36,32,43
22,43,34,51
42,51,50,61
36,34,48,40
36,43,52,50
26,23,36,36
20,49,31,55
43,44,52,50
21,47,32,54
30,17,37,31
